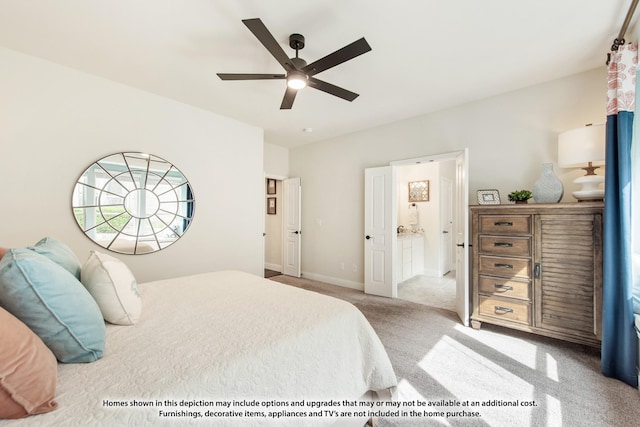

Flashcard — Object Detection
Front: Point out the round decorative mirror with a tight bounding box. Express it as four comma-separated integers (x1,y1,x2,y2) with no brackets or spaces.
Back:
72,152,195,254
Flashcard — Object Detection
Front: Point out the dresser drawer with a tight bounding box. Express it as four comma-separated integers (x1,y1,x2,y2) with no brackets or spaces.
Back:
479,215,531,235
479,255,531,279
479,276,530,300
478,296,530,324
479,235,531,256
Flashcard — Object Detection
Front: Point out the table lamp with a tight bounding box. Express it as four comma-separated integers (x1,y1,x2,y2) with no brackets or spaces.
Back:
558,123,606,201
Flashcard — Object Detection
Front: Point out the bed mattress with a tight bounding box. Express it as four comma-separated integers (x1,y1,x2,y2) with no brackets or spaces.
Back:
2,270,397,426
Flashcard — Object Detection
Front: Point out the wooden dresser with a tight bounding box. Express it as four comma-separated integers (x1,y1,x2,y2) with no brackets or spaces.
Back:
470,203,603,347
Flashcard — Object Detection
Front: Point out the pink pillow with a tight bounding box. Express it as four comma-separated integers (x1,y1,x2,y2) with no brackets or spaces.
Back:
0,247,7,260
0,306,58,419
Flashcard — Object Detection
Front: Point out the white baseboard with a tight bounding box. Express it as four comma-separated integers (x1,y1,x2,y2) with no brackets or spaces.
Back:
264,263,282,272
301,271,364,291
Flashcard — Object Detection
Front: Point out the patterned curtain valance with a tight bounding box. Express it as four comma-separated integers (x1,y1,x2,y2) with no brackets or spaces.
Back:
607,42,638,115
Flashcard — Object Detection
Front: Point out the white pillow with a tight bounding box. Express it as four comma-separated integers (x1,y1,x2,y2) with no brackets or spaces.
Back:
81,251,141,325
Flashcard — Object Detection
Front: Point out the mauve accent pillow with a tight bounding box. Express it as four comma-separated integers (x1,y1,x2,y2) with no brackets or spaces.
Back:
0,247,8,260
0,249,105,363
28,237,82,279
0,306,58,419
81,250,141,325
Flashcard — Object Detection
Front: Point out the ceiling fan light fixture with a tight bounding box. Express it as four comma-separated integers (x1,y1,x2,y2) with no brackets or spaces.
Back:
218,19,371,109
287,72,307,90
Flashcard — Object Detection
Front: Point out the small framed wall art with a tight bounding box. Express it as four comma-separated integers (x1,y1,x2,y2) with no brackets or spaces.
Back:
266,179,276,195
477,189,501,205
267,197,277,214
408,180,429,202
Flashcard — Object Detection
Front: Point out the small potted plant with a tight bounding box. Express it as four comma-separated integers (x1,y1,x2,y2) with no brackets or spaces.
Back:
508,189,533,204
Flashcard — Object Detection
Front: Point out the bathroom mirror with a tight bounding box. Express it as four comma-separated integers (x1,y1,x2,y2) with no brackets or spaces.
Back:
72,152,195,254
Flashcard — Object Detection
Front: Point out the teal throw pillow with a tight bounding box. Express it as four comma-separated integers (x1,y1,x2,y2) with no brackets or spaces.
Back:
28,237,82,279
0,249,105,363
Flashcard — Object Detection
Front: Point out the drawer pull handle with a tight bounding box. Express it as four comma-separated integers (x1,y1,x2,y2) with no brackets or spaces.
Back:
494,242,513,248
494,221,513,226
494,284,513,291
534,263,541,279
494,263,513,269
495,306,514,314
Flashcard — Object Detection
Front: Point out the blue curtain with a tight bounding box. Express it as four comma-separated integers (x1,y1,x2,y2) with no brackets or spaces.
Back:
601,43,638,387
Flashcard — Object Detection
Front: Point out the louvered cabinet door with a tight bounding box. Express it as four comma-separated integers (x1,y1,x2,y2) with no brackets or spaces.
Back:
534,213,603,343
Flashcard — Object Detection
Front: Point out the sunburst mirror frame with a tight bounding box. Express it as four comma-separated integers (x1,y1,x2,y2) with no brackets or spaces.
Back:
71,152,195,254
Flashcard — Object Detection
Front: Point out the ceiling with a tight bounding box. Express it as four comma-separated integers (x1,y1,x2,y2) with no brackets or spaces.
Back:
0,0,636,148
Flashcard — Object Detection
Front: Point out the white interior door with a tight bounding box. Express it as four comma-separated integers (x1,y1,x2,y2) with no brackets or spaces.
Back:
455,149,470,326
283,177,301,277
440,176,454,275
364,166,396,298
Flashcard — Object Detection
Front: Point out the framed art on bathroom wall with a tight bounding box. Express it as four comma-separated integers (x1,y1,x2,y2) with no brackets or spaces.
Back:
408,180,429,202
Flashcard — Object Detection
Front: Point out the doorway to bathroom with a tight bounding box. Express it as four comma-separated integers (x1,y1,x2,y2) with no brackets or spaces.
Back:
393,158,457,312
364,149,469,324
364,148,470,325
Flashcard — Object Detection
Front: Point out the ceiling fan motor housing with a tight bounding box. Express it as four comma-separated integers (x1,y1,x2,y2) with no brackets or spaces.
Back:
289,33,305,50
290,57,307,68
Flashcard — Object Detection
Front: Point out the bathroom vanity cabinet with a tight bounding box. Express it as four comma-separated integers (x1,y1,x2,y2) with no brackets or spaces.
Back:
397,233,424,283
470,203,603,347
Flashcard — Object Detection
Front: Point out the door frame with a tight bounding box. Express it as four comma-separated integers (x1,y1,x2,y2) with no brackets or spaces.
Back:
454,149,470,326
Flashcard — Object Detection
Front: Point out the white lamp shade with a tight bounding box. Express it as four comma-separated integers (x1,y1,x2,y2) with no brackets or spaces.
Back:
557,124,606,168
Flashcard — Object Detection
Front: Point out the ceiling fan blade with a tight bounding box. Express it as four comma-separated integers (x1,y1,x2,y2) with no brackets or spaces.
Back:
242,18,295,71
302,37,371,76
307,77,359,102
217,73,285,80
280,86,298,109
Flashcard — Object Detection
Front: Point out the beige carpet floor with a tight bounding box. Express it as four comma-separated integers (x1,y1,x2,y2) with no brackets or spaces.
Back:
270,275,640,427
397,273,457,312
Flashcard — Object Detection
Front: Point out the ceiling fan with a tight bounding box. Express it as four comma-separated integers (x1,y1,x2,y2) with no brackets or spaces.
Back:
217,18,372,109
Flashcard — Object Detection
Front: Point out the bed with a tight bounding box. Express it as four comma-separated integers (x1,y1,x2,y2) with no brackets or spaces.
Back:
1,258,397,426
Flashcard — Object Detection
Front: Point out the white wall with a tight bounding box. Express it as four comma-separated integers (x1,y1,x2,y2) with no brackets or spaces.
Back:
289,67,606,288
0,48,265,283
264,142,289,178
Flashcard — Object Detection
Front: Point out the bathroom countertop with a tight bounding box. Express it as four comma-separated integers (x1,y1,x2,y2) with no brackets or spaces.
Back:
397,232,423,239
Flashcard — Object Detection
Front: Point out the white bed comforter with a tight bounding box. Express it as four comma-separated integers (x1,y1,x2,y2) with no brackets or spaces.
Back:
4,271,397,426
